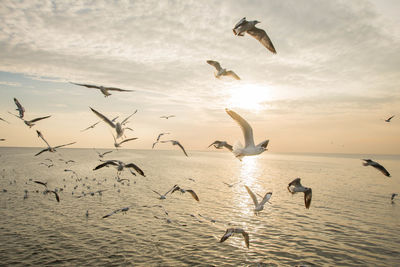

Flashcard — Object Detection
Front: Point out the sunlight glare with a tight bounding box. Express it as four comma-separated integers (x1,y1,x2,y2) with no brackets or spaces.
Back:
227,83,271,111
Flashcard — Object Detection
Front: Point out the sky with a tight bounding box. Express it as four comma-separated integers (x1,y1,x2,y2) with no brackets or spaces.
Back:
0,0,399,154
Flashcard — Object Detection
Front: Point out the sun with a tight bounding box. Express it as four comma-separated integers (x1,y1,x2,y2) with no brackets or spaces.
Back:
227,83,271,111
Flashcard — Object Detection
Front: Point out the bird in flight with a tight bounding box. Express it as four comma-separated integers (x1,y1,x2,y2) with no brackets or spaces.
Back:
208,140,233,151
171,185,199,201
102,207,130,218
10,98,51,127
95,149,113,158
385,115,395,122
160,115,175,119
287,178,312,209
90,107,135,139
219,228,249,248
206,60,240,80
12,98,25,118
35,130,76,156
70,82,133,97
152,185,178,200
112,135,138,148
244,185,272,215
225,108,269,160
233,17,276,54
161,140,188,157
362,159,391,177
93,160,145,177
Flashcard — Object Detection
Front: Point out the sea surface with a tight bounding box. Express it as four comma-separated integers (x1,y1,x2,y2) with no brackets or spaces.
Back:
0,147,399,266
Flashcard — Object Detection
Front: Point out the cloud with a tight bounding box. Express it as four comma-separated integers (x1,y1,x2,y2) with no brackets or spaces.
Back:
0,81,20,87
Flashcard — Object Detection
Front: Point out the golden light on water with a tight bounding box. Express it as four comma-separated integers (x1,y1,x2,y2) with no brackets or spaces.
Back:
227,83,271,111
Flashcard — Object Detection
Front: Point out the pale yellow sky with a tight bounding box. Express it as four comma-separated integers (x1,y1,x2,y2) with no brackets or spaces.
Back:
0,0,399,154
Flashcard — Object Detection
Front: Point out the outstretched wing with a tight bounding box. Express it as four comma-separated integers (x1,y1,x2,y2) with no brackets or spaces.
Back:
244,185,258,207
119,137,138,145
186,190,199,201
288,178,302,187
81,121,100,132
247,26,277,54
36,130,51,148
70,82,100,89
226,71,240,80
54,142,76,149
241,231,250,248
106,87,133,92
121,110,138,125
90,107,116,129
206,60,222,72
219,229,234,243
259,192,272,206
256,140,269,149
304,188,312,209
175,141,188,157
13,98,25,118
29,115,51,123
125,163,145,177
371,161,391,177
233,17,247,30
93,161,118,170
35,148,49,156
225,109,255,148
223,143,233,151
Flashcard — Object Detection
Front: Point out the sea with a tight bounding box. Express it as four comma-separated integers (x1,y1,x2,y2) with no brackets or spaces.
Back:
0,147,399,266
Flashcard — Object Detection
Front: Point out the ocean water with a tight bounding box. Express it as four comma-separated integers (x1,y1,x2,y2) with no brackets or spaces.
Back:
0,147,399,266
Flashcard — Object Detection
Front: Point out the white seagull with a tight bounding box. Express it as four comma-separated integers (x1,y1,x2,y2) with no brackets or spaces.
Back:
362,159,391,177
225,108,269,160
208,140,233,151
160,115,175,119
206,60,240,80
219,228,249,248
287,178,312,209
160,140,188,157
244,185,272,214
151,185,178,200
171,185,199,201
93,160,145,177
35,130,76,156
90,107,135,139
71,82,133,97
233,17,276,54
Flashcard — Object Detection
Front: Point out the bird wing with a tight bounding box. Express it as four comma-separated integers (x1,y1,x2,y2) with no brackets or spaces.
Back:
70,82,100,89
371,161,391,177
101,151,113,156
256,140,269,149
288,178,302,188
244,185,259,207
233,17,247,29
35,148,49,156
34,181,47,187
242,231,250,248
152,142,158,149
186,190,199,201
36,130,51,148
93,161,118,170
29,115,51,123
304,188,312,209
81,121,100,132
259,192,272,206
225,109,255,148
90,107,116,128
152,190,162,197
219,229,234,243
247,26,277,54
121,110,138,125
102,210,116,218
223,143,233,151
125,163,145,177
387,115,395,121
226,71,240,80
13,98,25,118
54,142,76,149
119,137,138,145
164,185,178,196
175,141,188,157
106,87,133,92
52,191,60,202
208,141,220,148
156,133,163,142
206,60,222,72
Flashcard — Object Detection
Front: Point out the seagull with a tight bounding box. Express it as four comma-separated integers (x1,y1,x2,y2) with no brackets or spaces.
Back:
35,130,76,156
90,107,135,139
206,60,240,80
93,160,145,177
39,162,54,168
244,185,272,214
95,149,113,158
391,193,398,202
160,140,188,157
152,141,159,149
287,178,312,209
219,228,249,248
362,159,391,177
34,180,47,188
64,169,78,177
112,135,138,148
232,17,276,54
160,115,175,119
152,185,178,200
81,121,100,132
208,140,233,151
0,117,10,124
9,112,51,128
222,181,241,188
385,115,395,122
225,108,269,160
156,132,170,142
171,185,199,201
12,98,25,118
70,82,133,97
44,189,60,202
102,207,130,218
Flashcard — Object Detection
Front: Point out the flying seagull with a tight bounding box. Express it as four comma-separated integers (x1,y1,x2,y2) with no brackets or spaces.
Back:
156,132,170,142
160,140,188,157
385,115,395,122
112,135,138,148
222,181,241,188
206,60,240,80
71,82,133,97
232,17,276,54
287,178,312,209
362,159,391,177
93,160,145,177
64,169,78,177
102,207,130,218
171,185,199,201
81,121,100,132
8,112,51,128
0,117,10,124
391,193,398,202
160,115,175,119
35,130,76,156
12,98,25,118
152,185,178,200
34,180,47,188
244,185,272,214
95,149,113,158
219,228,249,248
208,140,233,151
90,107,135,139
225,108,269,160
44,189,60,202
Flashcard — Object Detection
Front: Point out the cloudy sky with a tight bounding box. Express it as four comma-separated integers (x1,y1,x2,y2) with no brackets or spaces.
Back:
0,0,399,154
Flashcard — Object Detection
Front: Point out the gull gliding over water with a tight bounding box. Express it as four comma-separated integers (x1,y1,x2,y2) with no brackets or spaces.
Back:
206,60,240,80
161,140,188,157
90,107,135,139
225,108,269,160
362,159,391,177
208,140,233,151
219,228,249,248
71,82,133,97
35,130,76,156
287,178,312,209
93,160,145,177
244,185,272,214
233,17,276,54
171,185,199,201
